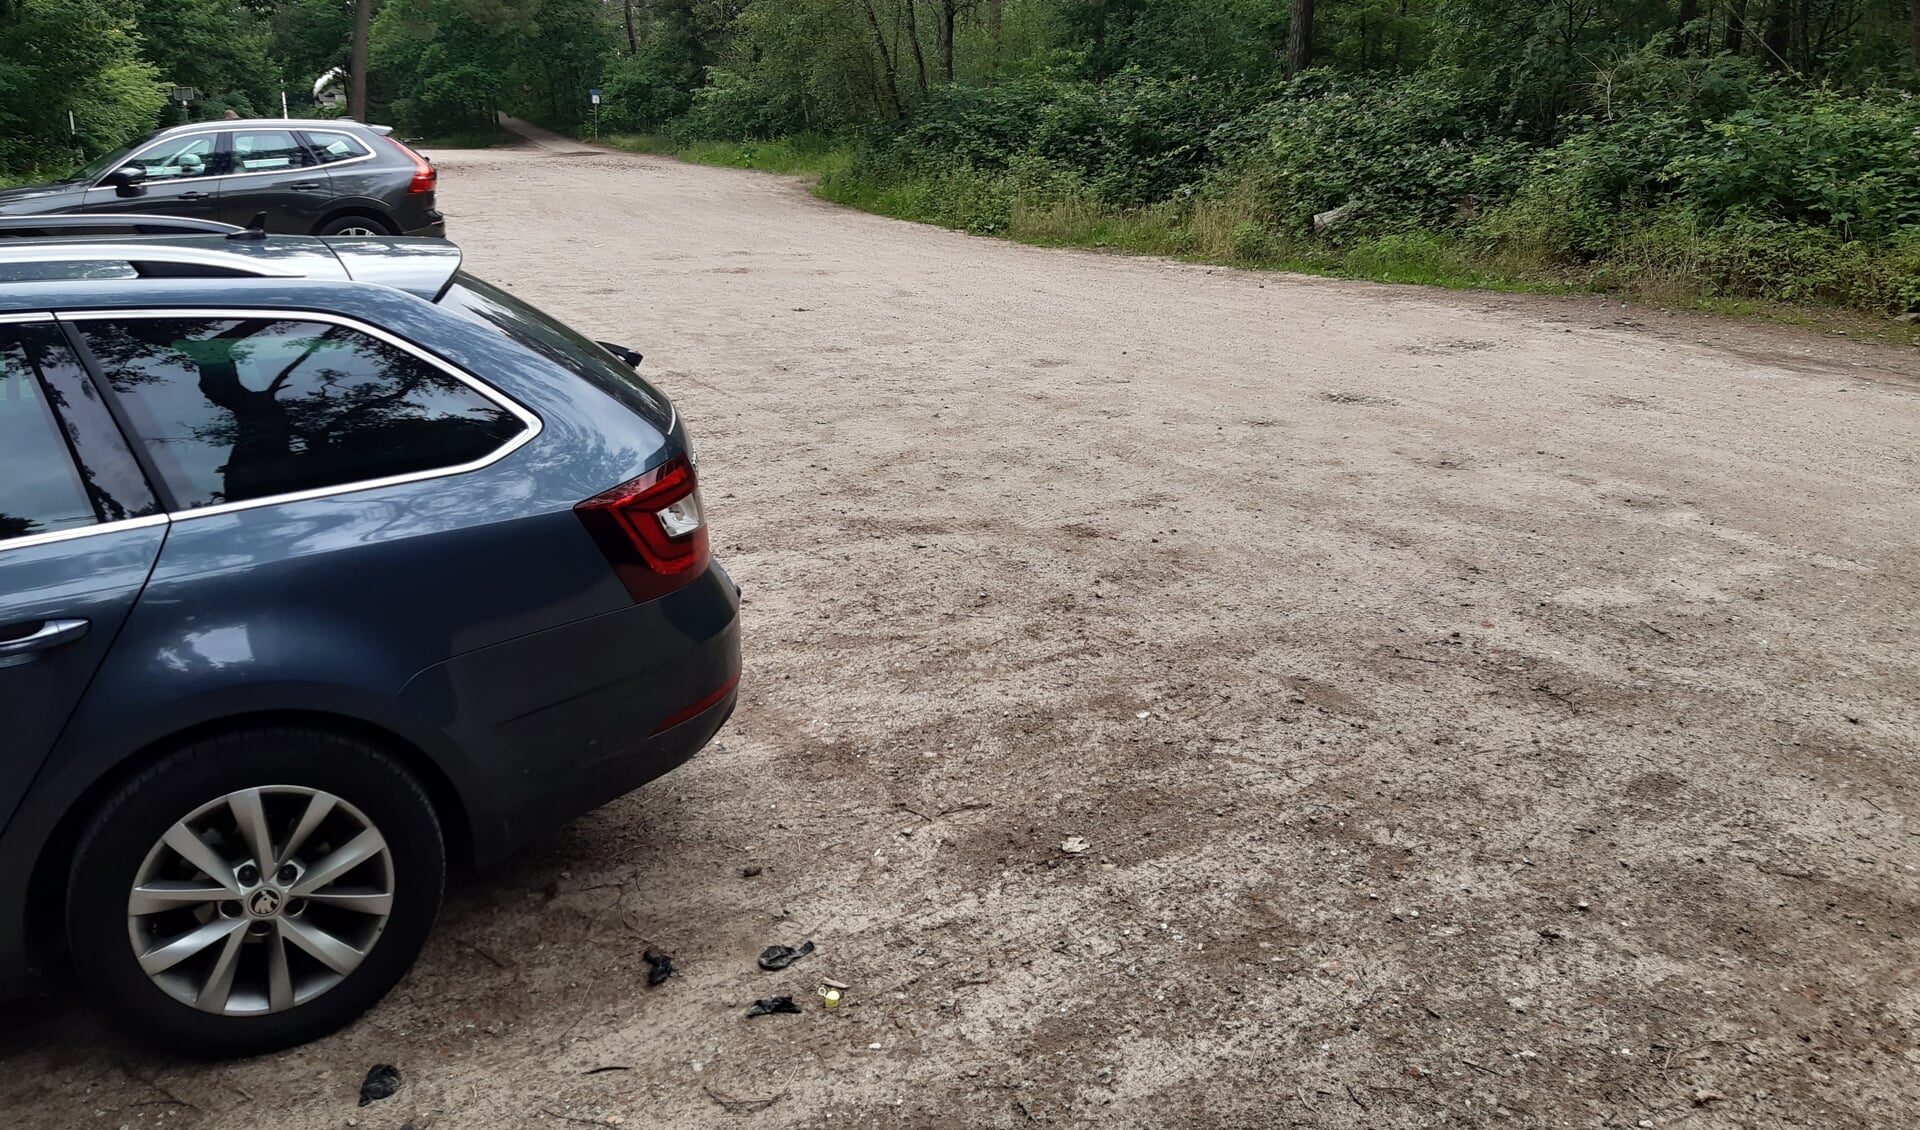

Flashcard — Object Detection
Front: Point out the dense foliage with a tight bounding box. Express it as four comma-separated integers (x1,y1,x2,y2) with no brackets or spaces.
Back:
3,0,1918,310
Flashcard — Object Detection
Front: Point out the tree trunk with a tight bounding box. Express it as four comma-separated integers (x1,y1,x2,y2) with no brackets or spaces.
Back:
861,0,903,117
939,0,956,83
1796,0,1811,71
1762,0,1790,69
349,0,371,121
1287,0,1315,77
1912,0,1920,71
904,0,930,94
623,0,637,53
989,0,1002,48
1674,0,1699,52
1724,0,1747,54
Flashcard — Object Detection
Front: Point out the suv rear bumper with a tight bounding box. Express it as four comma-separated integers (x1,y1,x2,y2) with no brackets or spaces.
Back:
390,562,741,864
403,212,446,237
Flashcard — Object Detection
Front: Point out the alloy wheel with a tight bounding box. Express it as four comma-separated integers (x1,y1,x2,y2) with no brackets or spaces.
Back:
125,786,395,1015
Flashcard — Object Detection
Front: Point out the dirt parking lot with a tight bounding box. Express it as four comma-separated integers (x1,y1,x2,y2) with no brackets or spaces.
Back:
3,138,1918,1129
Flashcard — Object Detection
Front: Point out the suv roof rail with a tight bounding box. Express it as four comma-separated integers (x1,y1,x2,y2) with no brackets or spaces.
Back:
0,214,245,238
0,242,307,282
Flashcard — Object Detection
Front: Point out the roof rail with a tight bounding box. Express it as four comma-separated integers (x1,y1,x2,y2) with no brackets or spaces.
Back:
0,242,306,281
0,214,245,238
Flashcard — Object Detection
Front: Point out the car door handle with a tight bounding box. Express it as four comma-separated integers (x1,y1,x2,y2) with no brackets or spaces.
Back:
178,191,213,200
0,619,89,661
290,182,323,191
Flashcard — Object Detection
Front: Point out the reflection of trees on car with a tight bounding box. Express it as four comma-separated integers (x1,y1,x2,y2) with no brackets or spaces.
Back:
82,319,519,507
0,514,36,539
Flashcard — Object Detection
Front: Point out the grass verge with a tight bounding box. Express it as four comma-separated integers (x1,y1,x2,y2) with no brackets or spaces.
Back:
583,132,1920,344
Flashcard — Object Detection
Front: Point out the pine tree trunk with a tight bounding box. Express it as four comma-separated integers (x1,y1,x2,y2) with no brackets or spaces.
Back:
623,0,637,53
1724,0,1747,54
1287,0,1315,77
349,0,371,121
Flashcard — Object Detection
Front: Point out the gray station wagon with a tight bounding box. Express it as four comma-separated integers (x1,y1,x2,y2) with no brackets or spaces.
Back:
0,225,739,1055
0,119,445,238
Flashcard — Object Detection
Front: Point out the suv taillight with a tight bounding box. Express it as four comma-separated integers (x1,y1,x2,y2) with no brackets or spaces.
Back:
387,136,437,194
574,454,709,602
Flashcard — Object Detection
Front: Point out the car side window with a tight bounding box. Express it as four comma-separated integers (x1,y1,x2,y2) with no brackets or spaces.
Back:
125,135,220,181
73,317,527,511
300,131,372,164
0,329,99,542
229,130,314,173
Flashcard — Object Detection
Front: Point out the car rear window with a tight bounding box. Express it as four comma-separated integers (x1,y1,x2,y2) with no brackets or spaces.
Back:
73,316,527,510
436,272,672,426
301,131,372,164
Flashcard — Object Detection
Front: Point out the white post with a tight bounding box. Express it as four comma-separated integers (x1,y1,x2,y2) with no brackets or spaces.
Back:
282,90,290,118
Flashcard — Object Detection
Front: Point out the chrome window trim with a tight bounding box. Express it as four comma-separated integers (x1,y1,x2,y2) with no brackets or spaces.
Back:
0,312,54,324
0,513,169,553
299,130,378,170
53,307,543,524
90,127,378,190
225,127,375,180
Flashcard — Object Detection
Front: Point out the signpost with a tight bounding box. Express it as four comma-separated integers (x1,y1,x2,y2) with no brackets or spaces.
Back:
589,88,601,138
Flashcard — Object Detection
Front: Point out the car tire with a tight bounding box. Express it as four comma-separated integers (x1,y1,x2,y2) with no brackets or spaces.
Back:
315,214,393,237
65,728,445,1057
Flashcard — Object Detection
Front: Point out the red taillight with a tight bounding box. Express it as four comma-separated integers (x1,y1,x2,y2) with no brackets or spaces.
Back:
387,136,437,194
575,454,709,602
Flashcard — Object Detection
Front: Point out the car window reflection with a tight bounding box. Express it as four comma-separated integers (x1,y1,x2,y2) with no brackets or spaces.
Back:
77,318,525,510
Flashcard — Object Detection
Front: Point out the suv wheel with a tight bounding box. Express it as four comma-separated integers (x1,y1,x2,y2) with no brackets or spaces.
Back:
66,729,444,1057
316,215,392,237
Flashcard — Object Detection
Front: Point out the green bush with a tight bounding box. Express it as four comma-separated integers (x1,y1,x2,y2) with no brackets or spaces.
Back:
1232,71,1531,233
874,67,1246,206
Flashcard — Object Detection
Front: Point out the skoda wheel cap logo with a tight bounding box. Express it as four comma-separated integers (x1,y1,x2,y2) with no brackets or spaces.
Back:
247,888,283,917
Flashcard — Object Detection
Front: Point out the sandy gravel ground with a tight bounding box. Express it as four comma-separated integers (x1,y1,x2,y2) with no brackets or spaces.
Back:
3,135,1918,1130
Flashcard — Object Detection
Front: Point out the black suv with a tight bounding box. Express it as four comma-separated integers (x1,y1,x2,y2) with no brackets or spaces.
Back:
0,119,444,238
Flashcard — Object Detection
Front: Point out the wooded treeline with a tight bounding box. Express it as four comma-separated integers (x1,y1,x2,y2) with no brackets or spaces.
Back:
3,0,1919,311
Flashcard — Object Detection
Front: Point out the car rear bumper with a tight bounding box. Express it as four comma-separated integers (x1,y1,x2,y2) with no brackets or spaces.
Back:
403,212,446,237
390,562,741,864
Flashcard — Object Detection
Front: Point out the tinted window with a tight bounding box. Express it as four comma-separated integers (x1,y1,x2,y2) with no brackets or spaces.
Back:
0,331,96,541
230,129,313,173
75,318,526,510
14,323,158,523
439,273,670,421
127,134,219,180
301,131,372,164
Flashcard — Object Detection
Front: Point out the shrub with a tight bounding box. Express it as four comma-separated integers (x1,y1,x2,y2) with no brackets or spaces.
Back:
1232,72,1531,234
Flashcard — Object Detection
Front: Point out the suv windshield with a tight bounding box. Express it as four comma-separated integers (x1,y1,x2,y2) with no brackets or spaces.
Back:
61,134,156,184
436,272,671,426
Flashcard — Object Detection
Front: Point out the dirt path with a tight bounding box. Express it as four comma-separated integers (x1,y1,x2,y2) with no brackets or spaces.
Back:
4,141,1917,1130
